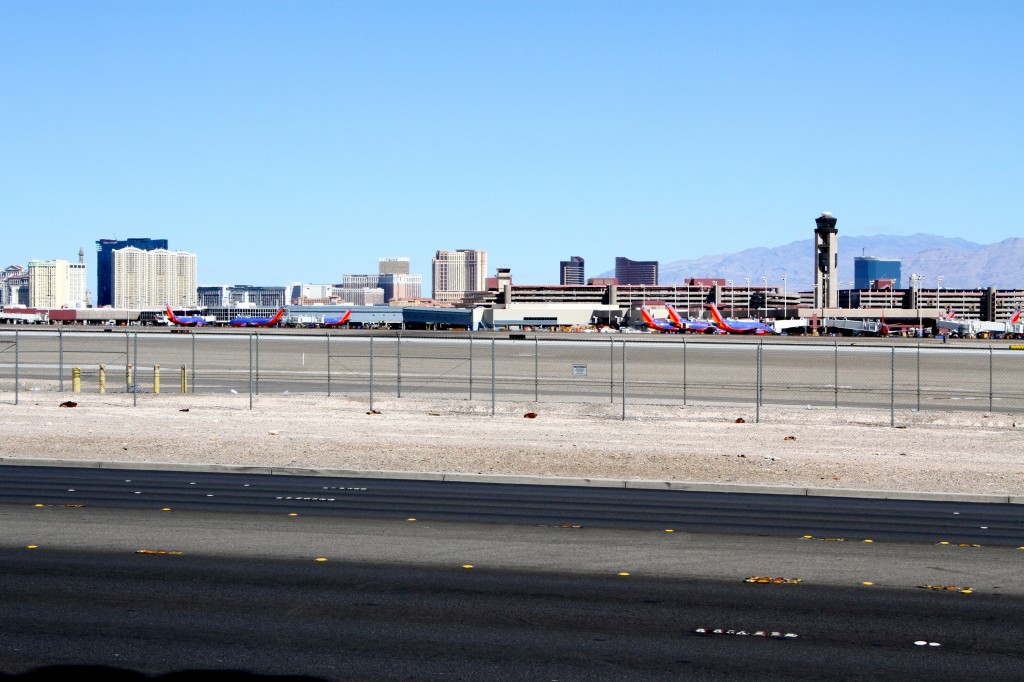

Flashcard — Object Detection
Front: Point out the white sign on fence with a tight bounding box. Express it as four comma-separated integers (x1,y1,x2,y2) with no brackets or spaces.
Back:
571,364,588,377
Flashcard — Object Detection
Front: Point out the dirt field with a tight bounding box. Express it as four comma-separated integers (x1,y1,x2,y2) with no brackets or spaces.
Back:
2,392,1022,497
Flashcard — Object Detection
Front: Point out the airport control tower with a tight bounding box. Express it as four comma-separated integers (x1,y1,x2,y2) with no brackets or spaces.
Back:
814,212,839,309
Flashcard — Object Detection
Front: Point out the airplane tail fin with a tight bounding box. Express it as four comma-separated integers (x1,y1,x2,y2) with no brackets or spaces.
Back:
165,305,182,325
1011,308,1021,324
665,304,683,327
708,303,725,325
640,307,656,326
269,308,285,325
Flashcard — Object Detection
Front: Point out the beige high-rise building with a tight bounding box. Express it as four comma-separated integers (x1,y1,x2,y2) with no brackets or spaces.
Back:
432,249,487,304
113,247,197,308
28,259,70,308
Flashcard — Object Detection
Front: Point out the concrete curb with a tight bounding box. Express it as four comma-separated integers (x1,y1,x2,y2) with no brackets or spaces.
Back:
0,457,1018,504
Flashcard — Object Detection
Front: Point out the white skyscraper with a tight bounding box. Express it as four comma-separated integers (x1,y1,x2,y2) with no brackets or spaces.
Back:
113,247,197,308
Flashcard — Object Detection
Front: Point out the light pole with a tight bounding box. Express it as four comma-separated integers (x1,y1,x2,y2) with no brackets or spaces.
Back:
936,275,944,315
780,274,787,318
761,276,768,319
744,278,750,317
910,273,924,337
727,280,733,313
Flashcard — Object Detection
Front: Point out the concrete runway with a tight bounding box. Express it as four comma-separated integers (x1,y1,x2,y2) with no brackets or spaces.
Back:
3,329,1024,413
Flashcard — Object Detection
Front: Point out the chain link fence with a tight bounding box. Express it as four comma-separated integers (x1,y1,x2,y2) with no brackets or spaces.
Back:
2,328,1023,424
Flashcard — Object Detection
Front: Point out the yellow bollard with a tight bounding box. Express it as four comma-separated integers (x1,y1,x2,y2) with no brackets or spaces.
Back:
99,365,106,394
154,364,160,394
180,365,187,394
72,367,81,393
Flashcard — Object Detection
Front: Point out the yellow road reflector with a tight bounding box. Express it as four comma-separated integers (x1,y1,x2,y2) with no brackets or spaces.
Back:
462,564,474,569
618,572,630,576
938,541,950,545
135,549,184,556
664,529,675,533
863,539,874,543
33,504,45,508
315,557,327,562
288,513,298,517
161,508,172,511
26,545,38,549
407,518,417,521
802,535,813,539
861,581,874,586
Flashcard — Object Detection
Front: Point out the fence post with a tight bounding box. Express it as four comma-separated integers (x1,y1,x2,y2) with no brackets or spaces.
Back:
989,346,994,412
190,331,196,394
133,333,138,407
125,332,131,393
370,335,375,413
621,341,626,421
491,338,496,416
468,334,473,401
14,330,18,405
59,326,64,392
248,334,253,410
890,346,895,427
153,364,160,394
72,367,80,393
180,365,187,393
397,332,402,398
255,332,260,396
99,365,106,394
326,333,331,397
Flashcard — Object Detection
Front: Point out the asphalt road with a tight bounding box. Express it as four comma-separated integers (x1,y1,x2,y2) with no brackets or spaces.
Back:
2,465,1023,680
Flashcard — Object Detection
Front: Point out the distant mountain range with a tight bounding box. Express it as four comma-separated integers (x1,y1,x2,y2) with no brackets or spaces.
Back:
601,234,1024,292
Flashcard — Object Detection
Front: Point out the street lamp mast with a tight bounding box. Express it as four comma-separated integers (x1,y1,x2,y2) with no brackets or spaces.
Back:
761,276,768,319
910,273,924,337
780,274,787,318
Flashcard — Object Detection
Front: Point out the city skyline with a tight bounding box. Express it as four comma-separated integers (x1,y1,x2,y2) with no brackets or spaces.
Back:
2,3,1021,289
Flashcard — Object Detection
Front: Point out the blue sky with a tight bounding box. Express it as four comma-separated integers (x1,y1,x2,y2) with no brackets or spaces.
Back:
2,1,1021,294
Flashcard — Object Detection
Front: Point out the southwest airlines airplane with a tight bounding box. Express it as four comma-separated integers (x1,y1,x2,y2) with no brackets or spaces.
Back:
639,306,679,332
228,308,286,327
707,303,775,335
322,310,352,327
665,304,723,334
164,306,211,326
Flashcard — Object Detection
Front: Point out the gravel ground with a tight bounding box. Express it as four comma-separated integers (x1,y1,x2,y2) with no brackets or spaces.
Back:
2,392,1022,496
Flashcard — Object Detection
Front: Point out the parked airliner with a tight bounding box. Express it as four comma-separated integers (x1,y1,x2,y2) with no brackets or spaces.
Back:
228,308,286,327
164,306,212,327
707,303,775,335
